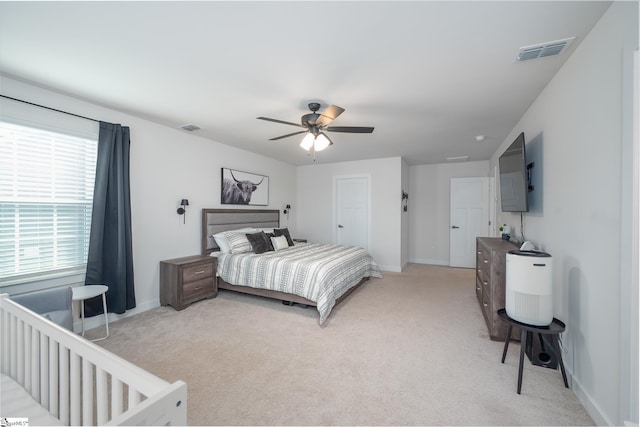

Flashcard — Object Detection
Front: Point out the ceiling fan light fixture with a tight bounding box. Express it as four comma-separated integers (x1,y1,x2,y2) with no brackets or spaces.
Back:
300,133,315,151
314,133,331,151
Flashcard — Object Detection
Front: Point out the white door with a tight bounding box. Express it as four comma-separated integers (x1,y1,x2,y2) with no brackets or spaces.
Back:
450,177,489,268
334,175,370,249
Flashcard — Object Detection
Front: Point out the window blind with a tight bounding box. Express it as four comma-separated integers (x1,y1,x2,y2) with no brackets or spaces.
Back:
0,121,97,280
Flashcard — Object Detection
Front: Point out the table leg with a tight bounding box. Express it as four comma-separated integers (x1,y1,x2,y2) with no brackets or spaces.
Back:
517,329,527,394
502,325,512,363
92,292,110,342
552,334,569,388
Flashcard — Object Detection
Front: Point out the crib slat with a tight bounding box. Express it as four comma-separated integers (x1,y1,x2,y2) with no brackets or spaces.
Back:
111,378,124,418
1,310,9,374
40,332,49,408
96,368,108,425
31,328,39,401
60,345,70,425
70,351,81,426
17,318,24,384
24,324,32,393
10,314,17,378
49,340,59,418
129,388,142,409
82,358,94,426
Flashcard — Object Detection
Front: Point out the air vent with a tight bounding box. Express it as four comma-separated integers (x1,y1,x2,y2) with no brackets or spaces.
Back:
180,124,201,132
516,37,575,62
446,155,469,162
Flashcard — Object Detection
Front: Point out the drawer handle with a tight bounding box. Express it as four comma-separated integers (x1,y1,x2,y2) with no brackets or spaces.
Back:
483,302,488,307
193,270,205,275
476,285,480,290
477,251,482,255
483,260,488,264
484,281,488,285
194,286,202,291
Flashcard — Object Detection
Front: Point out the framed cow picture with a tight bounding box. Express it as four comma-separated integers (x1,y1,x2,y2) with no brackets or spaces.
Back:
221,168,269,206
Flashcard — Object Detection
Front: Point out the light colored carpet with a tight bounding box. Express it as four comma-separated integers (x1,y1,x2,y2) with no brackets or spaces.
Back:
92,264,594,426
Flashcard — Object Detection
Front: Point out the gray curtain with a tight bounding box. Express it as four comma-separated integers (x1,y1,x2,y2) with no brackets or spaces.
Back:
84,121,136,316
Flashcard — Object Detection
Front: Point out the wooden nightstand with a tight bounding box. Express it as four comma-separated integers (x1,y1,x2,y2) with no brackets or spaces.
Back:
160,255,217,310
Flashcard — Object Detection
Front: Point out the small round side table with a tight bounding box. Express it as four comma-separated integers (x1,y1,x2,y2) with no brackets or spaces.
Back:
72,285,109,341
498,308,568,394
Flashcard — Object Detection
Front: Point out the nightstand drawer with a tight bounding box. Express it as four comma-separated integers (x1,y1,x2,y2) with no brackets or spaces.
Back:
183,277,216,299
182,262,214,283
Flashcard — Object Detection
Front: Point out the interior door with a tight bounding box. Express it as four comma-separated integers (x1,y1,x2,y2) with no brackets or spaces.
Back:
334,175,370,249
450,177,489,268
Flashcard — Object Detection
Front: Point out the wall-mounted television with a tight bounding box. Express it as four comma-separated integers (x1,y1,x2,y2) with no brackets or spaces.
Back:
499,132,530,212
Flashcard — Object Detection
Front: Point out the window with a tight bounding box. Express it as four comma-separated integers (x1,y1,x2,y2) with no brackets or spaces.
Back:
0,121,98,281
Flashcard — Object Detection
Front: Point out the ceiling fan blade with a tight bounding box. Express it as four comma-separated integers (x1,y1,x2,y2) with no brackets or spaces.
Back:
316,105,345,127
269,130,308,141
326,126,375,133
257,116,305,128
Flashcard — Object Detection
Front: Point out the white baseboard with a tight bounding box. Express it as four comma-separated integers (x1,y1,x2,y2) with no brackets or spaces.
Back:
409,258,449,266
73,298,160,333
378,264,402,273
569,369,612,426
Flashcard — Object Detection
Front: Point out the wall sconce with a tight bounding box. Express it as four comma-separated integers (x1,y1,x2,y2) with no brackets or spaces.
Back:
283,204,291,219
177,199,189,224
401,191,409,212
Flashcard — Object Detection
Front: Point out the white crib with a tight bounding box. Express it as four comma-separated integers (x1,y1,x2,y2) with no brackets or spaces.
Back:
0,293,187,425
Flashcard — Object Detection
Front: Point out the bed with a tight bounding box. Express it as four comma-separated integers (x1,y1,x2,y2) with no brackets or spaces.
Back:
201,208,382,324
0,293,187,425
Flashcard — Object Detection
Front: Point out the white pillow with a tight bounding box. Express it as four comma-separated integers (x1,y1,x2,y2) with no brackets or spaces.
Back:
225,231,254,254
271,235,289,251
212,227,256,253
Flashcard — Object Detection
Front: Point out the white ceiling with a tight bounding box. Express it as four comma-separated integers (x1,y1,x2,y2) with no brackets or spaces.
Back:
0,1,611,166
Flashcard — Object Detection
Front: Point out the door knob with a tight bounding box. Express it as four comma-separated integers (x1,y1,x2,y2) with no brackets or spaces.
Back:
338,225,344,228
451,225,460,229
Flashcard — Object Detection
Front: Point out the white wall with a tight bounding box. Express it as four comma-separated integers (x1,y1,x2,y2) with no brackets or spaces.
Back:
408,160,489,265
490,2,638,425
296,157,403,272
1,75,298,320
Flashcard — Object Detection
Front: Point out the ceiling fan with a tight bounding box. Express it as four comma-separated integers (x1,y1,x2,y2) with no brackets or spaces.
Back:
257,102,374,152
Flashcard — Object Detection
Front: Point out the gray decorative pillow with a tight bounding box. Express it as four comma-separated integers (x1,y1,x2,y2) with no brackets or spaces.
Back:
274,228,294,246
245,232,272,254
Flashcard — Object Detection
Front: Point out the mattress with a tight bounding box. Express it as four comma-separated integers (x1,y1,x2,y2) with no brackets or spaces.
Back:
1,373,64,426
217,242,382,324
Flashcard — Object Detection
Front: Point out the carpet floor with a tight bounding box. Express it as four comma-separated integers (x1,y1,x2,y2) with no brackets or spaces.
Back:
92,263,594,426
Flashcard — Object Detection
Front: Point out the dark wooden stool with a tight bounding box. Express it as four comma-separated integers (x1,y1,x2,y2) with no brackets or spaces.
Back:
497,308,569,394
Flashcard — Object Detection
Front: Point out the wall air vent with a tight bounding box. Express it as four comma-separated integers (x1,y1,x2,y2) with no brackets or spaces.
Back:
180,124,201,132
516,37,575,62
446,155,469,162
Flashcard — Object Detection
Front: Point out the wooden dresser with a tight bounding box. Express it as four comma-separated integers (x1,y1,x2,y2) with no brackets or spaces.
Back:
476,237,519,341
160,255,217,310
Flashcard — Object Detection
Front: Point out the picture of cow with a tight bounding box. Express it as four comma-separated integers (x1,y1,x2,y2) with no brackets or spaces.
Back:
221,168,269,206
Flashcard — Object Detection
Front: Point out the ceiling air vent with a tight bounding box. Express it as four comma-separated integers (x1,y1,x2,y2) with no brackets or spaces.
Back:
180,124,201,132
516,37,575,62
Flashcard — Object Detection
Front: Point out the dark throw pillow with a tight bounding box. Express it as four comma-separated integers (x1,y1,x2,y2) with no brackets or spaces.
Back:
245,231,272,254
274,228,294,246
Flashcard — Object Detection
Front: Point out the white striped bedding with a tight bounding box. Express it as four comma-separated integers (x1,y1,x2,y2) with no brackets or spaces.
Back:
217,242,382,324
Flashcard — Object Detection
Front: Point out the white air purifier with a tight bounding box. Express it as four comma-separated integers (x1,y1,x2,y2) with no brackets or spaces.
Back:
505,250,553,326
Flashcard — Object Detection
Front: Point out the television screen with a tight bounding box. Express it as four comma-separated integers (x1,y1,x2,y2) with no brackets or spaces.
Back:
499,132,529,212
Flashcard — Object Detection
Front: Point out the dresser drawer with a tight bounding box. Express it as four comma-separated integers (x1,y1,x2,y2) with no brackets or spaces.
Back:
182,262,214,283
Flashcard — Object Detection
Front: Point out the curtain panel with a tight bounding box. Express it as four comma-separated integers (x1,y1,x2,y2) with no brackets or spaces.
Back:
84,121,135,316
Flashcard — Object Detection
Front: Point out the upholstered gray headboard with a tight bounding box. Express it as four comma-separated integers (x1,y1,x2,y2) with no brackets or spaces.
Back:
201,208,280,255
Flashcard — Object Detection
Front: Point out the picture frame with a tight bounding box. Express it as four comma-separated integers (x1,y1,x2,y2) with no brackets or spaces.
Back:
221,168,269,206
